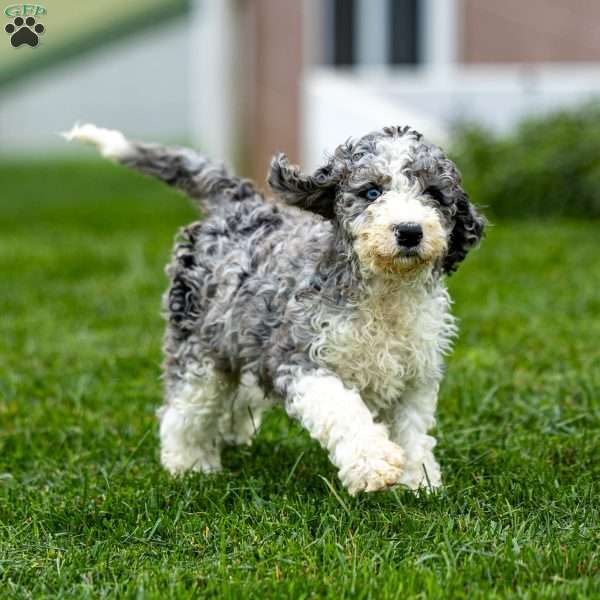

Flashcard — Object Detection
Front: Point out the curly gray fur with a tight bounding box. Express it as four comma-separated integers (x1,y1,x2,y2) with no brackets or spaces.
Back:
114,125,485,396
70,123,485,492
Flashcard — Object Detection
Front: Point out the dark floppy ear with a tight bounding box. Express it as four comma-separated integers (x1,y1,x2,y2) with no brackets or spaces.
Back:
443,191,486,274
267,153,338,219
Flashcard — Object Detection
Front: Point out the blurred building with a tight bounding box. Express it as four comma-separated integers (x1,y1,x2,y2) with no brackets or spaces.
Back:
2,0,600,183
301,0,600,170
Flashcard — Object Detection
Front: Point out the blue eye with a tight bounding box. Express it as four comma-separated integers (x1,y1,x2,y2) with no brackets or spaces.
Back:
362,186,382,201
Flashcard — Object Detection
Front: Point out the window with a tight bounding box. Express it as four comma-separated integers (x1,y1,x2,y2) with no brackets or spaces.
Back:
325,0,421,66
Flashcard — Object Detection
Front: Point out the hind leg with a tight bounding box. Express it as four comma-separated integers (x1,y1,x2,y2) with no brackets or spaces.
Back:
218,372,273,446
159,358,234,475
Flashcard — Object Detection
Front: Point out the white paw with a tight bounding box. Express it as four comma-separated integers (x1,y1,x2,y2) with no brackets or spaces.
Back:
158,403,223,477
338,439,405,496
398,454,442,492
161,447,222,476
62,123,133,160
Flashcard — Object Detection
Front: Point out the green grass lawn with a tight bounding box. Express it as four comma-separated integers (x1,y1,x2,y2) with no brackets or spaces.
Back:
1,160,599,599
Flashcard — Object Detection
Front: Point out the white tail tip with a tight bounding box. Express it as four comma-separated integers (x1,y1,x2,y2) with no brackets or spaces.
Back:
62,123,133,160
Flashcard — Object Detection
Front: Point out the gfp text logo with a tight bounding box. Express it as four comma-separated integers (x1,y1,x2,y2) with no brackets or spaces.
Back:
4,4,46,17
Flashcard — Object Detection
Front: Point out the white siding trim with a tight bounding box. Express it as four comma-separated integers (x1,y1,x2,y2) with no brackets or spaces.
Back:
189,0,241,164
420,0,460,76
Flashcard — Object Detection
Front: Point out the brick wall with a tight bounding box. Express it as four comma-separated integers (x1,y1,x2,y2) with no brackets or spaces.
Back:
462,0,600,63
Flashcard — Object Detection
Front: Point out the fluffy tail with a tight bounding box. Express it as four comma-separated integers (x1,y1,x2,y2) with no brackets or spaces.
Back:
63,123,255,209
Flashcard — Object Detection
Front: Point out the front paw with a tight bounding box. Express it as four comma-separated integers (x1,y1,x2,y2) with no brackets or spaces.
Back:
337,438,405,496
398,454,442,492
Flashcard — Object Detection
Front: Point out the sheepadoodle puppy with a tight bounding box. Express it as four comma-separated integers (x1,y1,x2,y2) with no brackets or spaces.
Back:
66,124,485,495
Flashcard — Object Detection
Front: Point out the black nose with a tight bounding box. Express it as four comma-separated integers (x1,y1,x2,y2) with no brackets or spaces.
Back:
394,223,423,248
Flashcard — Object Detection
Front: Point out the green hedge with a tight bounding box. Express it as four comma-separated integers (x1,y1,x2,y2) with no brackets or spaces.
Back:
451,103,600,218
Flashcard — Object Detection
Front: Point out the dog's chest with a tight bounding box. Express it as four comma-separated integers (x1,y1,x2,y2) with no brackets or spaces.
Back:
312,284,454,410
